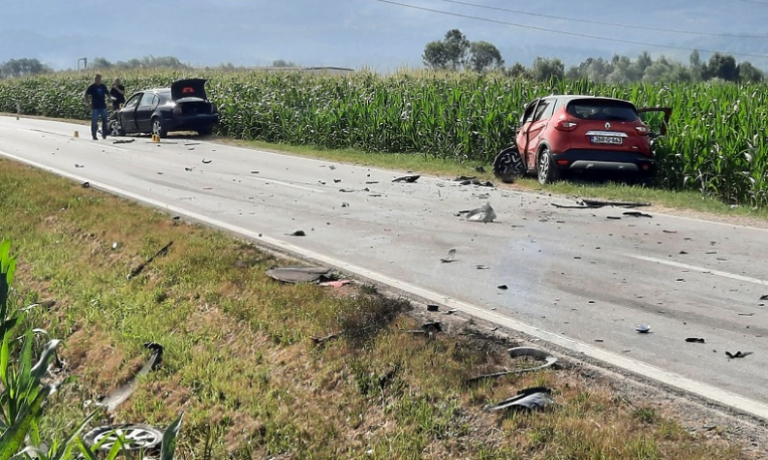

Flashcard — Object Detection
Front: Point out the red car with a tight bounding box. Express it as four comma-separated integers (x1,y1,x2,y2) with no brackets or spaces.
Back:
493,95,671,185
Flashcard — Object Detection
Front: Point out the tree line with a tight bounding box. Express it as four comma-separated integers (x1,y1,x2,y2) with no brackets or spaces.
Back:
423,29,765,83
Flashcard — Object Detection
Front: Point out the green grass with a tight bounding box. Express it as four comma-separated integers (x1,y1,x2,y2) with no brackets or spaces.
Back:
0,158,749,459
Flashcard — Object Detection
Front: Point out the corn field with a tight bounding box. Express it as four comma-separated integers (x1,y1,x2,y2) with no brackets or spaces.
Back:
1,70,767,205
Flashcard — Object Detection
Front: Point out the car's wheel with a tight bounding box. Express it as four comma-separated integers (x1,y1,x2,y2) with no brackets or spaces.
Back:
493,147,525,183
110,117,126,137
537,147,560,185
197,126,213,136
151,117,167,138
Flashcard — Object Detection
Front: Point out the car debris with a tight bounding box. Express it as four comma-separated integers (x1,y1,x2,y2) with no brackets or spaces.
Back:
266,266,333,284
111,139,135,144
319,279,351,288
392,174,420,183
686,338,706,343
97,342,163,412
465,203,497,223
497,285,508,290
286,230,306,236
334,179,342,183
623,211,652,218
81,181,90,188
83,423,163,452
607,216,622,220
476,265,490,270
427,305,440,312
127,241,173,279
552,199,651,209
341,202,350,208
726,351,753,359
440,249,457,263
636,324,651,333
485,386,554,412
467,347,559,384
760,295,768,301
202,158,212,164
454,175,476,181
311,332,340,345
75,164,84,168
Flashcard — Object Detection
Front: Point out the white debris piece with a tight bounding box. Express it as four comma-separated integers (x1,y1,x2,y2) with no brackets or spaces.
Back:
465,202,497,223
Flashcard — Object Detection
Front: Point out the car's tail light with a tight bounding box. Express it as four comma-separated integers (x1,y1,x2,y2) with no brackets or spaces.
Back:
636,125,649,136
555,119,578,132
557,160,569,166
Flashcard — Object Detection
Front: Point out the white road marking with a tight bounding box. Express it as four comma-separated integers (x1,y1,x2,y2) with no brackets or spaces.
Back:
3,146,768,422
626,254,768,287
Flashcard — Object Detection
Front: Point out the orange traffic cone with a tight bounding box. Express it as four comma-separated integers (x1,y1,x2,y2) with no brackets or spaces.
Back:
74,131,79,138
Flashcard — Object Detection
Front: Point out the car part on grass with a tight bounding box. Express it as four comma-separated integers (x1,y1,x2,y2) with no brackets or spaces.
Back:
726,351,753,359
81,181,90,188
127,241,173,280
427,304,439,312
552,199,651,209
319,279,352,288
286,230,306,237
465,203,496,223
686,338,706,343
422,321,442,333
83,423,163,452
636,324,651,333
485,386,554,412
493,147,525,184
392,174,420,183
440,249,457,263
311,332,340,345
97,342,163,412
467,347,558,383
266,266,333,284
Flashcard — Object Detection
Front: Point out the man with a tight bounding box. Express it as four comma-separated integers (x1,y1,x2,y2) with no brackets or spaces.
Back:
110,77,125,111
83,74,109,140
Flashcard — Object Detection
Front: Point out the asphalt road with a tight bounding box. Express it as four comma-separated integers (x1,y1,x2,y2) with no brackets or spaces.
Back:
2,116,768,415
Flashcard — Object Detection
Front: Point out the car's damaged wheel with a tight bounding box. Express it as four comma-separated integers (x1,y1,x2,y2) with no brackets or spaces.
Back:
493,147,525,183
537,147,560,185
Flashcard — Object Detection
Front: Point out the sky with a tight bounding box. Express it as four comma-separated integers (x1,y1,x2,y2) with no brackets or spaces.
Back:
2,0,768,72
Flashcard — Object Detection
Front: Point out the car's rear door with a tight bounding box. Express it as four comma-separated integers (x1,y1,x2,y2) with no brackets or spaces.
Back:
135,93,159,133
523,98,555,169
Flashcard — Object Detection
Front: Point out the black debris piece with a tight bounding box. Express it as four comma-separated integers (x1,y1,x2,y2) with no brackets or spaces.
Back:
202,158,212,164
427,305,440,312
607,216,622,220
365,181,379,184
422,321,443,333
184,167,193,171
266,266,332,284
75,164,84,168
111,139,135,144
679,251,688,255
686,338,706,343
127,241,173,279
663,230,677,234
760,295,768,301
454,175,476,181
392,174,420,183
726,351,753,359
623,211,652,218
334,179,342,183
476,265,490,270
498,285,508,290
286,230,306,237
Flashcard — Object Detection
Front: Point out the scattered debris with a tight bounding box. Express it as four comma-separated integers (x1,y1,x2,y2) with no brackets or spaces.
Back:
75,164,84,168
441,249,457,263
623,211,652,218
679,251,688,255
636,324,651,333
329,165,336,170
606,216,622,220
266,266,332,284
726,351,753,359
311,332,340,345
365,181,379,184
427,305,440,312
127,241,173,279
185,167,193,171
465,203,497,223
476,265,490,270
97,342,163,412
392,174,420,183
469,347,559,383
422,321,443,333
454,175,476,181
485,387,554,412
251,170,259,174
202,158,212,164
185,142,200,146
111,139,135,144
81,181,90,188
341,202,350,208
111,242,118,250
739,313,755,317
83,423,163,452
475,166,486,173
497,285,508,290
663,230,678,234
686,338,706,343
334,179,342,183
286,230,306,237
760,295,768,301
553,199,650,209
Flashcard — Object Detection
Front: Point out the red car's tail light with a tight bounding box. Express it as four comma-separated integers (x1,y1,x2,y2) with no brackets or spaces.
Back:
635,125,649,136
555,119,578,132
557,160,570,166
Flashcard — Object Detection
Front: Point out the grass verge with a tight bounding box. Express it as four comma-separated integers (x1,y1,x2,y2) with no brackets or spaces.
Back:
0,155,756,460
220,138,768,225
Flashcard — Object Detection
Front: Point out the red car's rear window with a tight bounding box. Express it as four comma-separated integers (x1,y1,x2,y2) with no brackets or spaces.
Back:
566,99,638,122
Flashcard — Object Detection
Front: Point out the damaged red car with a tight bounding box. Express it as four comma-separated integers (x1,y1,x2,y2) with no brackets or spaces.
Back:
493,95,671,185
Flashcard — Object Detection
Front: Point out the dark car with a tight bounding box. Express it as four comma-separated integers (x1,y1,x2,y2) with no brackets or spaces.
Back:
111,78,219,138
493,95,671,185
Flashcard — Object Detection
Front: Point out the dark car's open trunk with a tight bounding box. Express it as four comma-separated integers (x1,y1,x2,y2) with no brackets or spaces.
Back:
171,78,208,101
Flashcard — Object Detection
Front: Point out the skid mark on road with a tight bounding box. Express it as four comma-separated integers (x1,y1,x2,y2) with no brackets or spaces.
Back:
626,254,768,287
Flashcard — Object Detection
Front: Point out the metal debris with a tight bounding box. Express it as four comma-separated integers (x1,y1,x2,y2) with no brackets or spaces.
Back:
392,174,421,183
485,387,554,412
465,203,497,223
286,230,306,236
97,343,163,412
686,338,706,343
498,285,508,290
111,139,135,144
202,158,212,164
84,423,163,452
623,211,652,218
266,266,332,284
636,324,651,333
441,249,457,263
427,305,440,312
127,241,173,279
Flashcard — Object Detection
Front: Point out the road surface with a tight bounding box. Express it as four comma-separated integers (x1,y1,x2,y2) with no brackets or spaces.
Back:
2,116,768,417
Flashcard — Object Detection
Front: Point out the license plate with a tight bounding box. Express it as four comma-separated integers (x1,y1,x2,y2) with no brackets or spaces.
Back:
591,135,623,145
